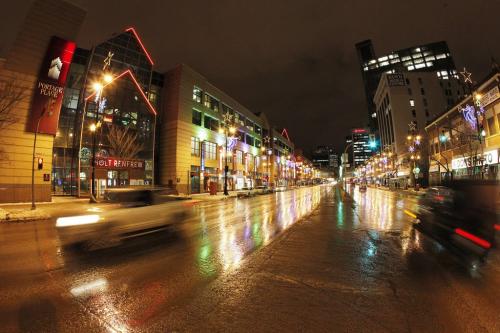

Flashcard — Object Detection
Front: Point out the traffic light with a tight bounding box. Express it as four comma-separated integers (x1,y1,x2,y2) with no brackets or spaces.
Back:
368,134,377,150
439,131,448,143
37,157,43,170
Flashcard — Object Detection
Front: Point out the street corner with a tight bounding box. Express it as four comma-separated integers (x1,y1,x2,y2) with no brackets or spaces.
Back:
0,207,51,223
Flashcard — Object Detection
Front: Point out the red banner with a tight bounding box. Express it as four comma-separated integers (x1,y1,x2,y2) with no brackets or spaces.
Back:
28,36,76,135
95,157,145,170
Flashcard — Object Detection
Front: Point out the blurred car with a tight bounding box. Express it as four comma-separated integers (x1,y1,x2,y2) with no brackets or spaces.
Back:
255,185,273,195
274,186,287,192
237,187,256,198
359,184,367,192
56,188,192,251
415,180,498,258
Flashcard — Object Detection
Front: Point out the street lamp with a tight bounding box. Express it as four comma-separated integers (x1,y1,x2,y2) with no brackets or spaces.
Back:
220,113,237,195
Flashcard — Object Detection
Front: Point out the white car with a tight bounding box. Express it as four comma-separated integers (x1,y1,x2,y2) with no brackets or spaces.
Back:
237,187,256,198
56,189,193,251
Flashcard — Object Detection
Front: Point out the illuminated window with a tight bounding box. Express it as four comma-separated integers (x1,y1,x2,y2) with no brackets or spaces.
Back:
245,134,254,146
191,137,200,156
236,150,243,164
203,94,219,112
204,141,217,160
193,86,202,103
409,99,415,107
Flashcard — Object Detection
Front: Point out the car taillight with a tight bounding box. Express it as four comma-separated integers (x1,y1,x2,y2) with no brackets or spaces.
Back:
494,224,500,231
454,228,491,249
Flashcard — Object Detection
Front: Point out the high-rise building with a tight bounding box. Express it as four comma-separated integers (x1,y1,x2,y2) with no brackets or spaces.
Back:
350,128,373,167
355,39,458,130
374,71,464,157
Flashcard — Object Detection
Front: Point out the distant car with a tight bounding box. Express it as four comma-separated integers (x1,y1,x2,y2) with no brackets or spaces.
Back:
237,187,256,198
56,188,192,251
359,184,367,192
255,185,273,195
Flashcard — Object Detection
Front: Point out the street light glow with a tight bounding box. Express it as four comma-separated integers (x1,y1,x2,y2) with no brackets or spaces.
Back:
229,126,236,134
92,82,103,92
89,123,97,132
103,73,113,83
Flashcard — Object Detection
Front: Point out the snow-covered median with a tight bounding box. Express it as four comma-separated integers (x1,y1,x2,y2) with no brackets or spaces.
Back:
0,208,50,222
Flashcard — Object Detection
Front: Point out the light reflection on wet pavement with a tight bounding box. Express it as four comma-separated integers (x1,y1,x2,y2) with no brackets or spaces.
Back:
0,185,498,332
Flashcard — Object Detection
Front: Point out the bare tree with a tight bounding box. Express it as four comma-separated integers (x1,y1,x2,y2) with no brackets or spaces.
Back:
0,79,25,129
0,79,26,160
107,125,144,159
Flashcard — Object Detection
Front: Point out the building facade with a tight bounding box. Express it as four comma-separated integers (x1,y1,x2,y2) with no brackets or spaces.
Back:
159,64,297,194
0,0,86,203
426,70,500,185
356,39,458,130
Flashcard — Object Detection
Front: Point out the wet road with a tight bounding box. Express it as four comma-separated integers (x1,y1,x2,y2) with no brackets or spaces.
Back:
0,185,499,332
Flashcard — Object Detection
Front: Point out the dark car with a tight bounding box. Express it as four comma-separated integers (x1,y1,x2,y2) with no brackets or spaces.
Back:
416,180,498,258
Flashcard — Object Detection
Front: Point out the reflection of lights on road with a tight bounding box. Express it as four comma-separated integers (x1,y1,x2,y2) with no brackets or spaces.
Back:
366,241,377,257
70,278,107,297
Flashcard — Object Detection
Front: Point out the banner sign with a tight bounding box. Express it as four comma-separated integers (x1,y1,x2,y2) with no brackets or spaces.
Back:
95,157,145,170
451,150,498,170
480,86,499,107
387,73,406,86
28,36,76,135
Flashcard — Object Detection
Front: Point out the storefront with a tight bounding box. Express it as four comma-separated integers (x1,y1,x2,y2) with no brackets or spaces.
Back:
451,149,499,180
51,28,161,197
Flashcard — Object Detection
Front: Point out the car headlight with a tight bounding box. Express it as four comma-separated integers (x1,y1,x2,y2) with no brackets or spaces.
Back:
56,214,100,227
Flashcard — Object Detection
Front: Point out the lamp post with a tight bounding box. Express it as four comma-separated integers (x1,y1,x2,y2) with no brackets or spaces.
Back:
31,107,48,210
406,121,422,190
342,142,354,192
220,112,236,195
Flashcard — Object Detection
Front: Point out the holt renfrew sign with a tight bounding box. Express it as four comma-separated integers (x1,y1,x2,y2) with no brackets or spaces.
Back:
95,157,145,170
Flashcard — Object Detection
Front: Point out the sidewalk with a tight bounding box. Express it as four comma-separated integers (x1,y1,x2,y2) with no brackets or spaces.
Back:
368,184,427,196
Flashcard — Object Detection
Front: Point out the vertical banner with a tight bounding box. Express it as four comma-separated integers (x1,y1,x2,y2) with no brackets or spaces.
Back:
28,36,76,135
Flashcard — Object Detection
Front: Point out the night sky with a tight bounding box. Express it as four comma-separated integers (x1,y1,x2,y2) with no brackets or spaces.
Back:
3,0,500,154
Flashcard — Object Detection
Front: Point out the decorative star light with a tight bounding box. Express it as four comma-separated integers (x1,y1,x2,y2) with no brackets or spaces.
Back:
98,97,107,113
227,136,238,151
415,139,421,146
222,112,233,124
408,121,417,131
408,146,415,153
460,67,472,84
263,136,271,144
103,51,114,71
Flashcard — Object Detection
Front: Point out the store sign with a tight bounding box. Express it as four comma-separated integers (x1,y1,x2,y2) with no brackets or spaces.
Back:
480,86,499,107
95,157,145,170
28,36,76,135
387,73,406,86
451,150,498,170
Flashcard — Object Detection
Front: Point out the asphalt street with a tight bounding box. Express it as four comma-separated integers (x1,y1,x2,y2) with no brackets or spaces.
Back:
0,185,498,332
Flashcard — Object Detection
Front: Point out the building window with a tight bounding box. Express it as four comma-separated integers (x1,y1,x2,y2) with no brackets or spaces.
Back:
221,103,233,116
245,134,254,146
193,86,202,103
418,77,423,85
405,78,410,85
245,118,254,131
191,137,200,156
423,98,428,106
425,109,430,117
409,99,415,107
420,87,425,95
204,141,217,160
488,117,497,135
203,114,219,131
192,109,202,126
408,88,412,95
236,150,243,164
255,139,261,148
254,125,262,135
412,110,416,118
203,94,219,112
